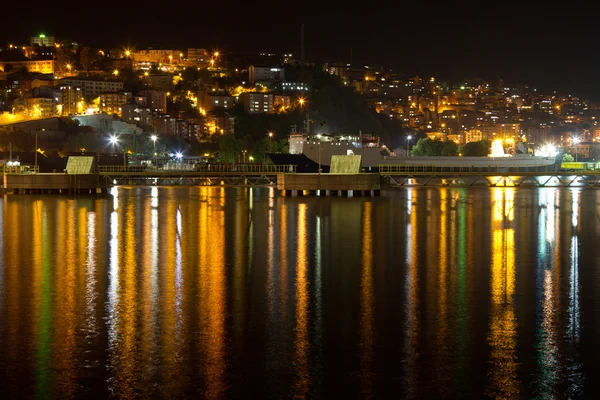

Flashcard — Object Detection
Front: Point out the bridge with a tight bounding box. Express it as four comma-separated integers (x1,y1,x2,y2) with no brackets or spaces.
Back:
98,164,296,186
378,164,600,187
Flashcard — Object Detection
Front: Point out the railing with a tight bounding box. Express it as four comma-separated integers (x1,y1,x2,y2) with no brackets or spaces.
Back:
1,165,40,174
378,164,564,174
98,164,297,174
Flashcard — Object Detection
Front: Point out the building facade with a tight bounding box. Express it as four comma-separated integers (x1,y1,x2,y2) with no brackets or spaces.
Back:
240,92,274,114
139,90,167,113
26,97,55,117
99,93,128,115
199,92,234,111
30,34,55,47
0,60,54,74
60,85,83,116
59,78,124,98
249,66,285,85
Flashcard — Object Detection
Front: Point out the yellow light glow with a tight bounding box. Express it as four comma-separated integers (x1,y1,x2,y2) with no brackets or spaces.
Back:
113,69,119,76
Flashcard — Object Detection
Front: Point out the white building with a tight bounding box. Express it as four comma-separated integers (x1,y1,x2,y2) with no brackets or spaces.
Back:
249,66,285,85
60,78,124,98
240,92,274,114
30,34,55,47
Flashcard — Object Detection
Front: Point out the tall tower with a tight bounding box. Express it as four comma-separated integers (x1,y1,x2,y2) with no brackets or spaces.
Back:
301,24,305,62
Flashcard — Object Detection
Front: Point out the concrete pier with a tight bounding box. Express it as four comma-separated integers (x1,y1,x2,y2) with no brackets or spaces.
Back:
277,173,381,196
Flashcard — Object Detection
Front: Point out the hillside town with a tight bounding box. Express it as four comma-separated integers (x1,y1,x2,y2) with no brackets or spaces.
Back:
1,32,599,162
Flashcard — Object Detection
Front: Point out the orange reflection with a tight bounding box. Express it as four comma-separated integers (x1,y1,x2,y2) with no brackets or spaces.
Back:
292,204,309,398
434,189,451,391
279,204,289,324
198,188,227,397
486,189,518,399
359,201,374,397
115,198,140,397
52,201,79,393
404,189,420,396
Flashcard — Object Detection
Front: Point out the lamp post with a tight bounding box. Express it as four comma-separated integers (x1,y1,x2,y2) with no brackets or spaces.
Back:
268,131,273,153
407,135,412,156
316,134,322,174
151,134,157,157
573,137,580,162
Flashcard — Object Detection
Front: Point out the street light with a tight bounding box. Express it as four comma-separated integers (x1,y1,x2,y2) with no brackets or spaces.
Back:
151,134,157,155
109,135,119,147
573,137,580,162
407,135,412,156
268,131,273,153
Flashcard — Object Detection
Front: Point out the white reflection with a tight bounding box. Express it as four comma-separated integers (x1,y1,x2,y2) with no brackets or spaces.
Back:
268,187,275,209
151,208,159,300
107,209,119,347
151,186,158,208
85,212,97,336
111,186,119,211
546,189,556,244
567,233,583,396
175,208,183,313
249,187,253,211
315,214,322,347
572,190,579,228
407,188,413,215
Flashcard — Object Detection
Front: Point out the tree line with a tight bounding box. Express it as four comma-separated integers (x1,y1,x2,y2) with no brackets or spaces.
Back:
410,138,491,157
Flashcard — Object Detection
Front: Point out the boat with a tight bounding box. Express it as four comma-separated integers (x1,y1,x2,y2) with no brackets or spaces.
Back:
269,133,560,172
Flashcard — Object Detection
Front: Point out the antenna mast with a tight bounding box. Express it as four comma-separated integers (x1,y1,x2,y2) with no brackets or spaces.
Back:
301,24,305,62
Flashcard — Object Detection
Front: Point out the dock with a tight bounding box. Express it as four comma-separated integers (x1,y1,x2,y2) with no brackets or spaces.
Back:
2,156,106,195
3,172,104,194
277,173,380,196
277,155,380,196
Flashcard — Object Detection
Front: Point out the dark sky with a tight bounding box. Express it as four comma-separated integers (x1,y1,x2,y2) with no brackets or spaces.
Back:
3,2,600,99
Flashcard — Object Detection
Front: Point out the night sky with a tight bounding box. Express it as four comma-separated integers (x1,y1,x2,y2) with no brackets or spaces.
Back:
3,2,600,99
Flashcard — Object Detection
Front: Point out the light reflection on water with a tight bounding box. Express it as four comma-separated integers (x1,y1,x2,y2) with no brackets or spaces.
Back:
1,187,599,398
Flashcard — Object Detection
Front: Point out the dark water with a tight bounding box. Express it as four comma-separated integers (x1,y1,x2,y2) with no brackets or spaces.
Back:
0,186,598,399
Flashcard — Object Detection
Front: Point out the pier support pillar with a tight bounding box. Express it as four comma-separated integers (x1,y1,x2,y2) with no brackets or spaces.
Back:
373,189,381,196
342,190,349,197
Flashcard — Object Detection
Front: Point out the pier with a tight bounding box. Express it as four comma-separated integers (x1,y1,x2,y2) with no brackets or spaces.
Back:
277,173,381,196
379,164,600,187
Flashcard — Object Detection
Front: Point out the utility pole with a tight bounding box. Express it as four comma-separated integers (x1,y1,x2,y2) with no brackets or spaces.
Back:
34,131,38,172
301,24,305,62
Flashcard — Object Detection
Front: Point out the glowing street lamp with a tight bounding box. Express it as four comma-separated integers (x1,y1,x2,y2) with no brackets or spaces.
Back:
113,69,119,76
66,63,72,72
407,135,412,156
573,137,580,162
299,97,305,107
268,131,273,153
214,51,220,58
124,49,131,58
151,134,157,155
